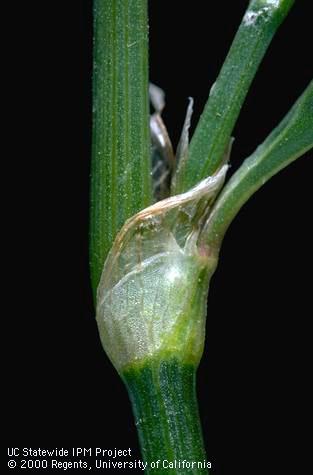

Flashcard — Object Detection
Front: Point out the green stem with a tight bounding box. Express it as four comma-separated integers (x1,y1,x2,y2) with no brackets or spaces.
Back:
201,80,313,252
173,0,294,194
90,0,152,299
123,358,209,475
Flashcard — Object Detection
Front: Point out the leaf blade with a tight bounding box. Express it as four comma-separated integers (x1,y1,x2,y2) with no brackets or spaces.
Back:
201,80,313,251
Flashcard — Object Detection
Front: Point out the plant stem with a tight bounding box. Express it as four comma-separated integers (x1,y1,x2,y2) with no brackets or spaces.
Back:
90,0,152,298
173,0,294,194
201,80,313,252
123,358,208,475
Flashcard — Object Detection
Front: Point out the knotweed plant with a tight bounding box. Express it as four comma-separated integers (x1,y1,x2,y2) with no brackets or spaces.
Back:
90,1,312,473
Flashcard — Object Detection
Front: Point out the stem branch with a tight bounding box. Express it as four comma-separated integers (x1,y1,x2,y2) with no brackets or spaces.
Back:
90,0,152,298
173,0,294,194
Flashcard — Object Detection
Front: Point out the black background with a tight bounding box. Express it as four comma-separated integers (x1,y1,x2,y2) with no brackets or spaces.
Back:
5,1,312,474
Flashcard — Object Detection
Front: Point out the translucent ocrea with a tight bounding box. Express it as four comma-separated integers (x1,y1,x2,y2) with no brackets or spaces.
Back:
96,166,227,372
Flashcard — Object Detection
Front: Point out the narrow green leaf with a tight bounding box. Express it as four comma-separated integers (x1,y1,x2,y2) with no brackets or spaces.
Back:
173,0,294,194
90,0,152,298
201,81,313,252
